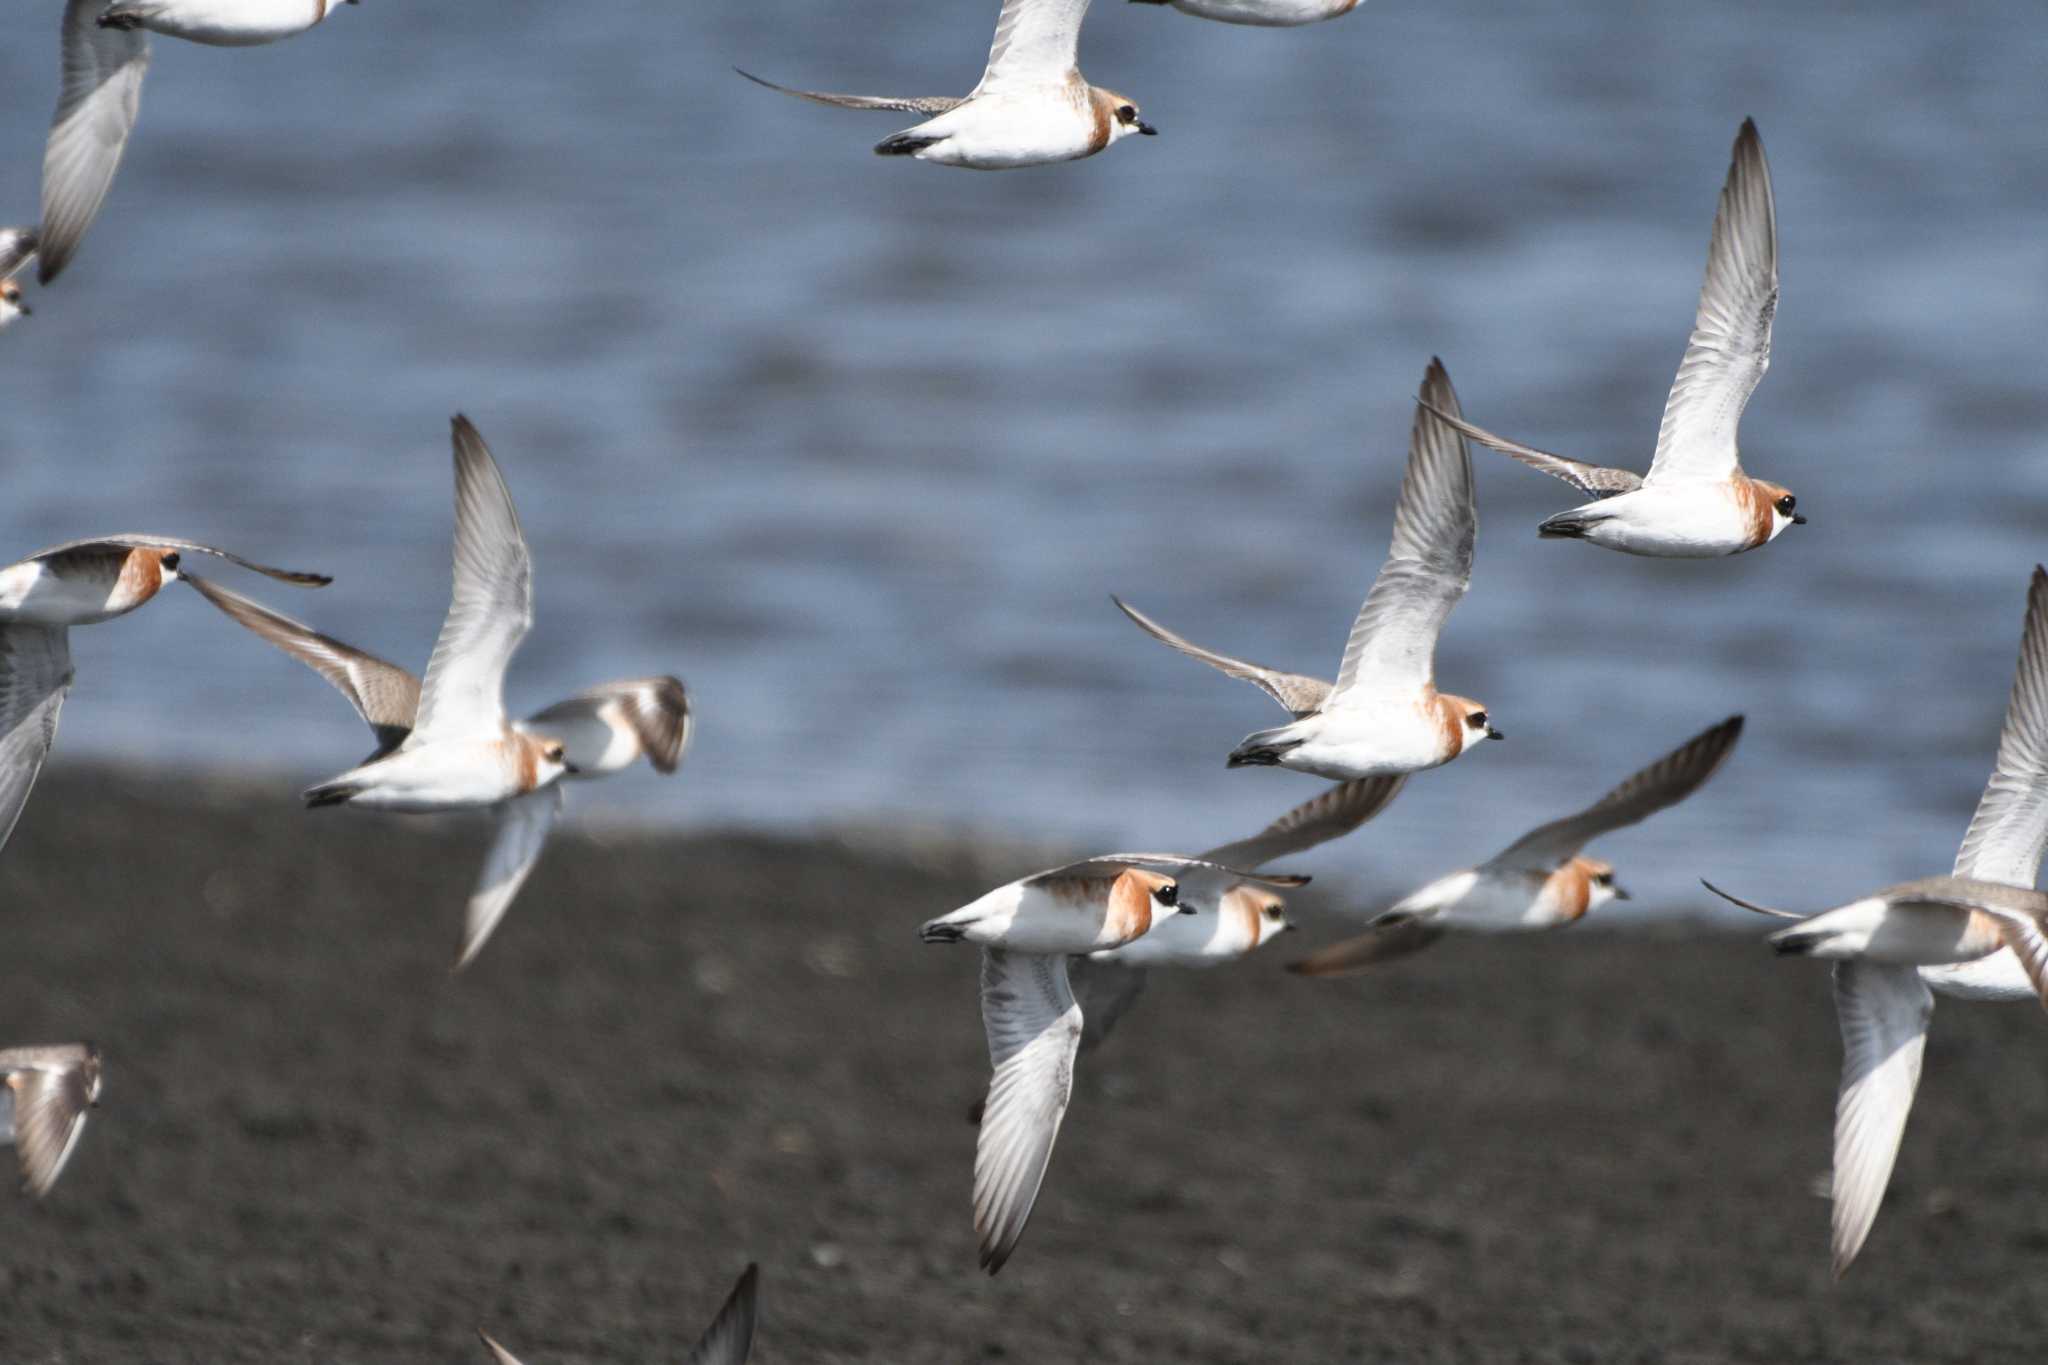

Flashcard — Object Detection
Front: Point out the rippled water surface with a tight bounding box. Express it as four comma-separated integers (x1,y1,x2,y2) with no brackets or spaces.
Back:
1,0,2044,917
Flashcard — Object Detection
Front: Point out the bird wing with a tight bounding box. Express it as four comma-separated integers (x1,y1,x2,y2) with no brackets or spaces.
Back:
972,0,1092,96
453,786,563,973
39,0,148,284
1643,119,1778,487
1065,956,1149,1056
6,1061,95,1197
182,573,419,756
682,1263,760,1365
1199,774,1406,871
1112,596,1332,717
526,676,692,775
411,416,534,744
1023,853,1308,891
0,625,73,858
733,68,961,115
474,1332,525,1365
1286,913,1445,976
0,228,37,282
1487,715,1745,871
1415,399,1643,499
1955,566,2048,887
1827,962,1931,1279
1329,358,1475,704
974,948,1083,1274
25,535,329,586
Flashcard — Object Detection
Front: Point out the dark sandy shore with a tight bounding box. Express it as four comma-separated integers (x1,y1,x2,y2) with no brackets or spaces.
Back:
4,767,2047,1364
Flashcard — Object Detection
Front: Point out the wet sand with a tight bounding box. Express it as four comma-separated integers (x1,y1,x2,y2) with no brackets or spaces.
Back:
4,767,2046,1363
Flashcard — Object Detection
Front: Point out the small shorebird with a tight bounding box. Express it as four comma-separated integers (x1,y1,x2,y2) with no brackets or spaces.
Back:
0,534,328,857
479,1263,758,1365
1426,120,1803,558
39,0,356,283
1292,715,1743,974
1117,358,1498,781
737,0,1154,169
923,850,1308,1272
183,570,689,971
273,417,663,971
0,228,35,328
1699,566,2048,1277
1128,0,1363,26
1,1043,102,1197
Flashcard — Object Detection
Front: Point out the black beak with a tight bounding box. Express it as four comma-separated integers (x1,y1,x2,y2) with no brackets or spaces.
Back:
564,763,582,776
15,303,27,317
1791,514,1807,525
1613,885,1632,901
1137,122,1158,136
1486,726,1504,741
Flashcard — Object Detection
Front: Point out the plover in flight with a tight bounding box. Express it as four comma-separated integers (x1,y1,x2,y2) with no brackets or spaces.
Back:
1,1043,102,1197
1291,716,1743,974
1700,566,2048,1276
923,850,1308,1271
479,1262,758,1365
1117,358,1498,781
738,0,1154,169
184,568,689,971
39,0,356,283
1426,120,1802,557
0,534,328,857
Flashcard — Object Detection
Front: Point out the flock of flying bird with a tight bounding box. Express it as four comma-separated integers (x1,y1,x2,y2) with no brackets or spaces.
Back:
0,0,2041,1355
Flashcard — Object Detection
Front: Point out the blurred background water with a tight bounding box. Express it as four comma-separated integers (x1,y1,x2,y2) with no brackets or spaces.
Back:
0,0,2043,921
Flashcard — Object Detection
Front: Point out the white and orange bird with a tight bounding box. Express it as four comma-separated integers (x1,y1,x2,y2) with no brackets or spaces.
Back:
737,0,1153,169
1127,0,1362,26
39,0,357,284
1291,715,1743,975
182,570,689,973
0,533,329,857
922,849,1310,1272
1700,567,2048,1278
479,1263,758,1365
1426,120,1804,558
1117,358,1498,781
242,418,673,972
1,1043,102,1197
0,228,35,328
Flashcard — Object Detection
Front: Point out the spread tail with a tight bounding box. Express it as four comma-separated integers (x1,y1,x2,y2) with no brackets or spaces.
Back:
875,131,942,157
301,780,359,809
920,919,967,945
1227,723,1304,769
1537,508,1607,540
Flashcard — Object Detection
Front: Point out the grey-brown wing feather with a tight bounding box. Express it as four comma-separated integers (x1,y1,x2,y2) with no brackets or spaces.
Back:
1487,715,1744,871
1955,566,2048,888
735,68,961,115
683,1263,760,1365
1416,399,1644,499
974,949,1082,1274
1199,774,1406,870
25,535,330,586
7,1062,94,1197
1112,596,1331,717
528,676,692,775
182,573,419,755
0,625,72,858
1024,853,1308,891
40,0,147,284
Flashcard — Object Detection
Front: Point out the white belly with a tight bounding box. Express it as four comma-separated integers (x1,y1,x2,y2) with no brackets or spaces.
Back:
913,97,1100,170
1091,907,1245,966
1576,486,1753,558
334,741,525,813
1922,949,2038,1002
1279,705,1450,780
0,562,129,626
1402,869,1565,933
132,0,330,45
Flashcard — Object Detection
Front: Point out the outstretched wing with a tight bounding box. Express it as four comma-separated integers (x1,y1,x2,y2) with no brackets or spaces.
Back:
525,677,692,775
183,573,419,755
453,787,563,973
1024,852,1308,891
0,625,73,858
1644,119,1778,487
1954,566,2048,888
734,68,962,116
1416,400,1643,499
27,535,329,586
39,0,148,284
1827,962,1931,1279
1329,358,1474,704
682,1263,760,1365
1200,774,1406,871
411,417,533,744
1112,596,1331,717
1486,715,1744,871
0,228,37,282
972,0,1092,96
974,949,1082,1274
6,1060,96,1197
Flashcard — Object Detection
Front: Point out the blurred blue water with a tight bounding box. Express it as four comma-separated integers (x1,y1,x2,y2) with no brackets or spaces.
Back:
0,0,2044,919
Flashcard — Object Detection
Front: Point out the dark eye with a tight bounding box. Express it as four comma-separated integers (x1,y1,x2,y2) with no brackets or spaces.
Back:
1263,906,1283,920
1117,104,1136,122
1595,872,1613,886
1775,494,1796,515
1469,710,1487,728
160,552,180,571
1155,881,1178,907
